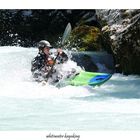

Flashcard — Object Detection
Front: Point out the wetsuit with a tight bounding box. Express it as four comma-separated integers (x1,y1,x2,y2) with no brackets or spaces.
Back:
31,51,68,82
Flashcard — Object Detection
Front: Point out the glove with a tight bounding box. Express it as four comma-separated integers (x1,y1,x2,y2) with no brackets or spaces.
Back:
57,48,63,55
47,58,54,65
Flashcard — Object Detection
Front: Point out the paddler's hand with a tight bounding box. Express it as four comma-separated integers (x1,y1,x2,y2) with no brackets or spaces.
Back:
57,48,63,55
47,58,54,65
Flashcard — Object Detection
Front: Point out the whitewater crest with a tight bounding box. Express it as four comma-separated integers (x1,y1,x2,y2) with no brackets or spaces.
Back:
0,46,92,99
0,46,140,130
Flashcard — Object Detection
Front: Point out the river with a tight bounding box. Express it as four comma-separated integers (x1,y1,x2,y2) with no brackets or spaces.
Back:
0,46,140,130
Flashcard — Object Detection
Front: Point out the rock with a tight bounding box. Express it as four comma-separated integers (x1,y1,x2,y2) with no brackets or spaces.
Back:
71,53,98,72
0,10,99,47
97,9,140,74
69,25,112,53
69,25,102,51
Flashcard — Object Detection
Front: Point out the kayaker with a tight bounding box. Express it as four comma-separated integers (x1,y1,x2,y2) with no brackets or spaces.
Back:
31,40,68,82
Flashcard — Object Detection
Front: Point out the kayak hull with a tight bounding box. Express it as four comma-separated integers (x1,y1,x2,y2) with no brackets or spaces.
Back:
68,71,112,87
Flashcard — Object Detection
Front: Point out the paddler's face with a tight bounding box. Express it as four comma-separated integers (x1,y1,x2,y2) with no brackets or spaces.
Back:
44,47,50,55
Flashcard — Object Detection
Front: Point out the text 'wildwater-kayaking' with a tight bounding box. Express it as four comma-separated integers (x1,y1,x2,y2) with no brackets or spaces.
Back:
46,133,80,140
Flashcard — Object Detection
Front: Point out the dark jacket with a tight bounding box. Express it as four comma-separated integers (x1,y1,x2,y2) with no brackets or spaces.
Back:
31,51,68,82
31,53,47,72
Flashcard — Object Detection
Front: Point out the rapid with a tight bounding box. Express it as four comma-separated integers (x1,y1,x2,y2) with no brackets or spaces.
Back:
0,46,140,130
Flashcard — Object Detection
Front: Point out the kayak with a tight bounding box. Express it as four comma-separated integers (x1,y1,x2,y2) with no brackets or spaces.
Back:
66,71,112,87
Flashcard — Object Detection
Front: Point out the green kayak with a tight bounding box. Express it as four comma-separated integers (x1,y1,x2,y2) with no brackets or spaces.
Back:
66,71,112,87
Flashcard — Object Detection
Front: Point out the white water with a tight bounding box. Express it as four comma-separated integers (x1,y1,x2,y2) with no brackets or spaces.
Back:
0,46,140,130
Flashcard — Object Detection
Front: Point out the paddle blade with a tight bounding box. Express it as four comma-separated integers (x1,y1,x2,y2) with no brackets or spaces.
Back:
61,23,72,45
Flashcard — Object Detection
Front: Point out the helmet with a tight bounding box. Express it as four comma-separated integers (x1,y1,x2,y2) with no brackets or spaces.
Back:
38,40,52,49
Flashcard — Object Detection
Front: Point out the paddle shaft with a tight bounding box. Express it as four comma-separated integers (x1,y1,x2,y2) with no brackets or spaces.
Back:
45,53,59,82
45,23,72,82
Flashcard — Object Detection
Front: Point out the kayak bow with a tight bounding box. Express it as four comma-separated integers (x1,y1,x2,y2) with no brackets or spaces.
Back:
68,71,112,87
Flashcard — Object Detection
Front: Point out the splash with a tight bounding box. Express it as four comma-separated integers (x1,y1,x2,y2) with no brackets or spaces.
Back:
0,46,140,130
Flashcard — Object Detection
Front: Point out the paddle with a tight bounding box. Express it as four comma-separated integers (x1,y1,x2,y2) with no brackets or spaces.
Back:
45,23,72,82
